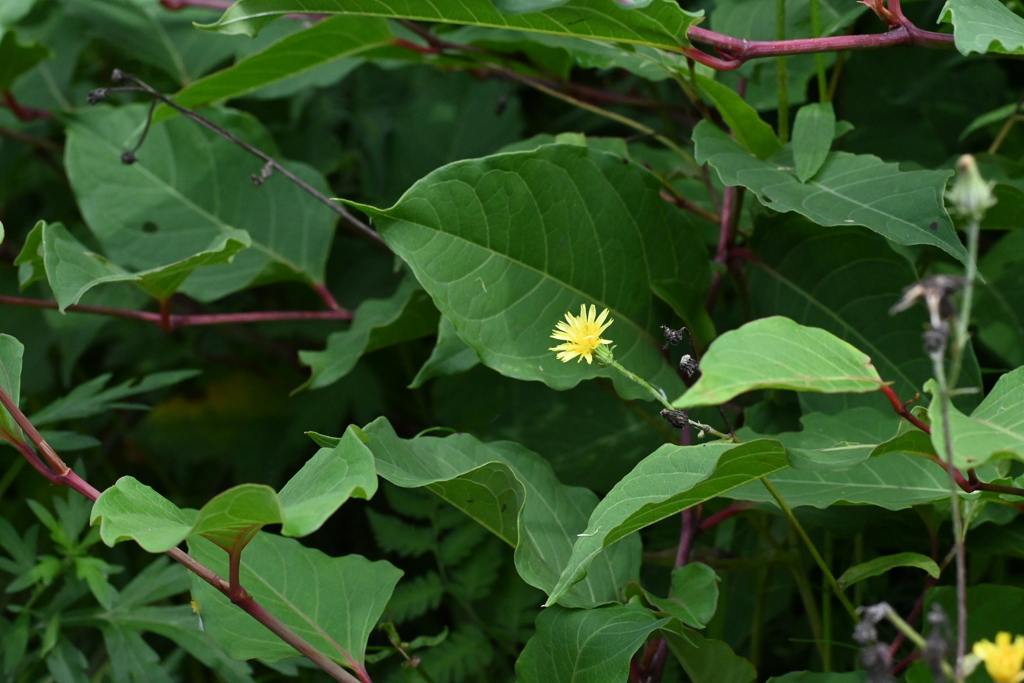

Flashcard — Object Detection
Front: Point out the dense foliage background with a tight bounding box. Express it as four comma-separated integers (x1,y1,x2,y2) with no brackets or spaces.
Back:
3,0,1024,681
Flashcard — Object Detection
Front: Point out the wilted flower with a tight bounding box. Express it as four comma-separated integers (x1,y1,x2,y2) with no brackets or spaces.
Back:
549,305,613,364
947,154,996,221
973,632,1024,683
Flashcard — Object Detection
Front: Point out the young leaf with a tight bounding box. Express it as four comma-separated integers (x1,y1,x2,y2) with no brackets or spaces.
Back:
90,477,197,552
360,417,641,608
694,121,967,263
694,75,781,160
350,143,711,403
545,440,788,606
515,604,669,683
673,317,885,409
188,532,402,666
645,563,720,629
836,552,940,590
202,0,705,54
409,315,480,389
939,0,1024,56
792,102,836,182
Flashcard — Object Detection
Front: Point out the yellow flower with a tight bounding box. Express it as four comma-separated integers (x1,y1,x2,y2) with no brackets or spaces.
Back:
974,632,1024,683
549,304,613,364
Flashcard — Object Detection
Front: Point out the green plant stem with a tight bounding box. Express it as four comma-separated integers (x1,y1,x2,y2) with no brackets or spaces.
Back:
603,358,733,440
949,219,981,388
760,478,857,621
776,0,790,143
809,0,829,101
822,532,833,671
882,607,957,680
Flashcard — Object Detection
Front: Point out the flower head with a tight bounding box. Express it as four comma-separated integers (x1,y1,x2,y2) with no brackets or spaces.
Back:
549,304,614,364
974,632,1024,683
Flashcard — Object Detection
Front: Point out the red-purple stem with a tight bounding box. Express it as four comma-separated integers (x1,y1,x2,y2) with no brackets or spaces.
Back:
1,92,53,122
0,382,363,683
0,295,352,330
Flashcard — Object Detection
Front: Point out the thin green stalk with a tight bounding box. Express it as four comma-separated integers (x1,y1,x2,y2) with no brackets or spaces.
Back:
776,0,790,142
883,608,957,680
809,0,829,101
822,532,833,671
949,218,981,388
760,478,857,620
604,357,734,440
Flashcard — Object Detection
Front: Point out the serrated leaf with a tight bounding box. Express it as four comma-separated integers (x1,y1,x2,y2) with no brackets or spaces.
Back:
694,121,966,263
202,0,704,54
792,102,835,182
927,367,1024,468
167,16,392,114
545,439,787,606
385,571,444,623
645,563,720,629
515,604,669,683
298,277,439,390
188,532,402,665
836,552,940,590
694,76,780,159
939,0,1024,56
351,144,711,403
29,370,200,426
65,105,335,302
674,317,884,409
360,417,640,608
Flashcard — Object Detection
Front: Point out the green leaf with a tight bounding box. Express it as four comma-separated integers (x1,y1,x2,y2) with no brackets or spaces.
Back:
645,563,720,629
515,604,669,683
277,426,377,537
92,432,377,550
663,625,757,683
694,121,966,263
167,16,393,113
939,0,1024,56
360,417,641,608
29,370,200,426
188,532,402,665
674,317,884,409
203,0,704,53
545,439,788,606
409,315,480,388
740,407,900,471
725,452,961,509
45,640,91,683
298,277,439,390
836,552,940,590
352,143,711,402
0,334,24,443
748,217,981,415
694,76,781,159
927,367,1024,468
792,102,836,182
767,673,867,682
0,30,49,91
64,105,335,302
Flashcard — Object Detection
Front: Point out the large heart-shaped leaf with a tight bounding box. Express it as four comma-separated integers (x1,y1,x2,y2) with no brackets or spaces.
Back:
202,0,704,53
351,143,712,402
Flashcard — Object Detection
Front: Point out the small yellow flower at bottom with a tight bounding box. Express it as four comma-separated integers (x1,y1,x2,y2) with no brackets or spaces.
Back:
549,304,614,364
974,632,1024,683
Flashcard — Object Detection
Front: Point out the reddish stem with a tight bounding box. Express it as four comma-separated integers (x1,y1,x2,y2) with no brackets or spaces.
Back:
0,295,352,330
1,92,52,122
700,502,754,531
881,385,931,434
